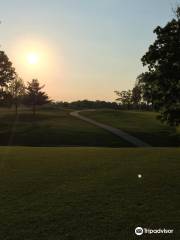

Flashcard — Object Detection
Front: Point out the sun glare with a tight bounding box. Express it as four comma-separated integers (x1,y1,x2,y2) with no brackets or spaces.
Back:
27,52,39,65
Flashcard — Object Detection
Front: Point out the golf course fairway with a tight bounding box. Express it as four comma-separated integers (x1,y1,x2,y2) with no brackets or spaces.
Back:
0,147,179,239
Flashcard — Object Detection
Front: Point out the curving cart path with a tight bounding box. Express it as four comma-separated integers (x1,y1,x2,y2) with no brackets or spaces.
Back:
70,110,151,147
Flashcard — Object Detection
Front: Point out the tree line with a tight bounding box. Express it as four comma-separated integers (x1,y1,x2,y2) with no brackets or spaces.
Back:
54,100,119,109
0,51,50,115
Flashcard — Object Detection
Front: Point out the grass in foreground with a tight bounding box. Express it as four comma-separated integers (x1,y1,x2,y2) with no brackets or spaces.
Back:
82,110,180,147
0,108,130,147
0,147,180,239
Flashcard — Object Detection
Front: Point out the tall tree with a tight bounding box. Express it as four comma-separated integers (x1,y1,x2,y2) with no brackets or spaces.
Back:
138,7,180,126
0,51,16,104
8,75,25,114
24,79,50,115
132,85,142,108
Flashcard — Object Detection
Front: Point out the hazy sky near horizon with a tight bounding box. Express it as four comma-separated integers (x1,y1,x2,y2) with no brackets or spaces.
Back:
0,0,178,101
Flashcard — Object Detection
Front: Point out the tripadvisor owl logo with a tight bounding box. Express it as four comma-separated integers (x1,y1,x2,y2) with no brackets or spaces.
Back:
135,227,143,235
135,226,174,236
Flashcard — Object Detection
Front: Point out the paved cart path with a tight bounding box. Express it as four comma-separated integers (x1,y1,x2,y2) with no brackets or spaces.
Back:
70,110,151,147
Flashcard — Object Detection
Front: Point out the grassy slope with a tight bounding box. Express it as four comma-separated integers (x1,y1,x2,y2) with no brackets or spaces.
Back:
0,147,180,240
82,110,180,147
0,109,131,147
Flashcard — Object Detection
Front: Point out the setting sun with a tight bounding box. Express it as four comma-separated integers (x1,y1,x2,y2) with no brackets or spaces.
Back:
27,52,39,65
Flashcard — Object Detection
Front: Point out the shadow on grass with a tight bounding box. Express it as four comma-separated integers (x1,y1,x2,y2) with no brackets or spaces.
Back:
0,111,131,147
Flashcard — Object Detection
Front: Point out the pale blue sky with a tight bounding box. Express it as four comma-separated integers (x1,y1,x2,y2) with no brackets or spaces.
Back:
0,0,178,101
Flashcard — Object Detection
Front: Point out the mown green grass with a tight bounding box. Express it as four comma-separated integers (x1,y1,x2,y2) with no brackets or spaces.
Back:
0,147,180,240
82,110,180,147
0,108,130,147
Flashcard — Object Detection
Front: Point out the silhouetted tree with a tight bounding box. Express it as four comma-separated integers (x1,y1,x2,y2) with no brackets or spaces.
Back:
132,85,142,108
137,72,157,108
24,79,50,115
115,90,132,109
0,51,16,104
139,7,180,126
8,75,25,114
